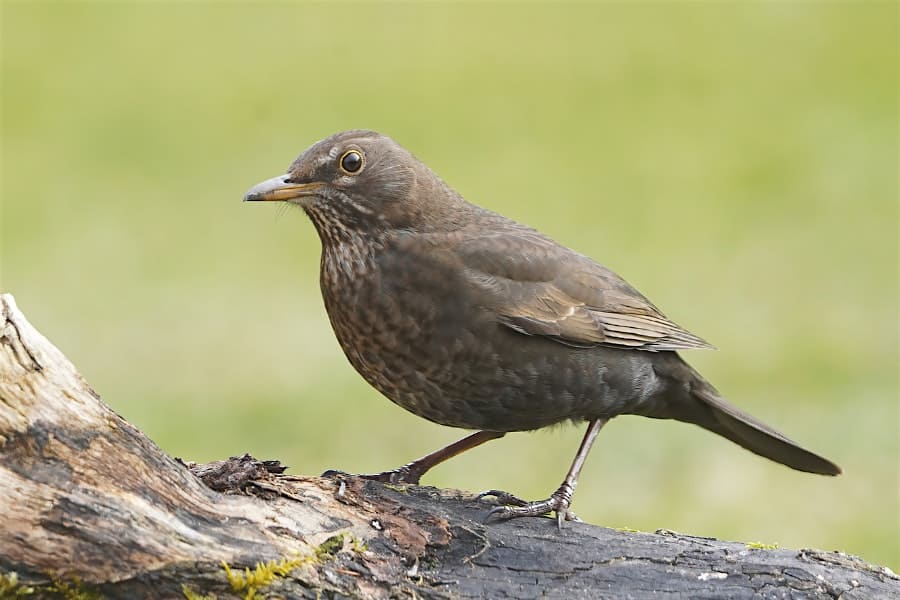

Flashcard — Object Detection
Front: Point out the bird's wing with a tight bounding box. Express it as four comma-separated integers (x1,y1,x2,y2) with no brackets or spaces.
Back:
452,228,713,352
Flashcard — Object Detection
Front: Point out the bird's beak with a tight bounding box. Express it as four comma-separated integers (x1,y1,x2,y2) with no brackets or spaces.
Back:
243,175,323,202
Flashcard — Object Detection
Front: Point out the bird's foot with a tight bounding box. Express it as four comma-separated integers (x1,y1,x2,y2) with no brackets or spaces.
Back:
479,483,580,528
321,465,422,485
477,489,529,507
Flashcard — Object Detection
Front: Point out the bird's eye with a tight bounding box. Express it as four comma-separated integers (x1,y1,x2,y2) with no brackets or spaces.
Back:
339,150,363,174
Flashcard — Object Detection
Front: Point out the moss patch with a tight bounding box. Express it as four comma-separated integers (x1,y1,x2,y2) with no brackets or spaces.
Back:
746,541,780,550
222,555,311,600
181,584,217,600
0,572,34,597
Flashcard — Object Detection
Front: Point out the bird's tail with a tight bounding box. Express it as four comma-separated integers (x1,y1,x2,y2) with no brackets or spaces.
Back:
651,361,841,476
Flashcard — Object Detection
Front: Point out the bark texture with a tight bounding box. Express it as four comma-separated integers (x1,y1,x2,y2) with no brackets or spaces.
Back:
0,292,896,599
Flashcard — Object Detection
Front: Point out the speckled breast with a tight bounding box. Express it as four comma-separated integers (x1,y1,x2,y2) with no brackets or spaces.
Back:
317,240,627,432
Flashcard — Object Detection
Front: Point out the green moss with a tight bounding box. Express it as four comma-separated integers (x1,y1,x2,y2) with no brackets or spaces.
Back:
615,526,641,533
348,536,368,554
0,572,34,597
382,484,408,494
313,532,367,558
46,576,102,600
1,572,104,599
314,534,347,560
215,534,368,600
181,584,216,600
222,555,310,600
746,541,780,550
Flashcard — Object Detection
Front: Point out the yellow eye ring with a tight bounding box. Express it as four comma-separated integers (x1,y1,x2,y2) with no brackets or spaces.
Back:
339,150,364,174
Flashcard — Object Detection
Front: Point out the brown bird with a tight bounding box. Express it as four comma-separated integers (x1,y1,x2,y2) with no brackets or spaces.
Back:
245,130,841,525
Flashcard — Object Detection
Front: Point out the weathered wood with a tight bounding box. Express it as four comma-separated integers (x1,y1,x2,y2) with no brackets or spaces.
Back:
0,292,896,599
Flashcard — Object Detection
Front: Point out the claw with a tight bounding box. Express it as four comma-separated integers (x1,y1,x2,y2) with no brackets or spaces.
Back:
476,489,528,506
482,483,578,527
484,495,563,522
361,466,420,485
321,467,420,485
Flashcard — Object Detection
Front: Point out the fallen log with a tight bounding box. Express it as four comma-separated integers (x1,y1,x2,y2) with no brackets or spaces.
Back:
0,293,895,599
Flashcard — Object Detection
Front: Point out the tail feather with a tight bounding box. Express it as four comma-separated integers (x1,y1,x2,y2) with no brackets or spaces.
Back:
647,357,842,476
692,383,842,476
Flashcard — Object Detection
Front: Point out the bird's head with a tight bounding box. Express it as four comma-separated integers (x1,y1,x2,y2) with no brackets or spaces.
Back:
245,130,464,240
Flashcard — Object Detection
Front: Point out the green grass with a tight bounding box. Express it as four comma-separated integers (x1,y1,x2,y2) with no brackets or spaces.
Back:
2,1,897,569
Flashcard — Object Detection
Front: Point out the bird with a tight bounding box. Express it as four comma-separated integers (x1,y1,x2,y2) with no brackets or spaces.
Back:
244,130,841,526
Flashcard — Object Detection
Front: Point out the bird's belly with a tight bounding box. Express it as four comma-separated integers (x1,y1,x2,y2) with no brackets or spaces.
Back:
326,291,649,431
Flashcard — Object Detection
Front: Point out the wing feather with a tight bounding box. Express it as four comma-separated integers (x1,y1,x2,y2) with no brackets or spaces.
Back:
452,227,713,352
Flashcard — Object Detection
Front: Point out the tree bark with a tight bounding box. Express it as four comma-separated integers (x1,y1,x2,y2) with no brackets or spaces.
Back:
0,292,896,600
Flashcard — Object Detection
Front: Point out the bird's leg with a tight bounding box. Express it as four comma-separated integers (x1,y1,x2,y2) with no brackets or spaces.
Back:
484,418,608,528
323,430,506,485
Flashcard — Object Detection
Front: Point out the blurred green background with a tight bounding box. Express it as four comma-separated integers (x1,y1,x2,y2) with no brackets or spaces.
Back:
2,1,897,568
